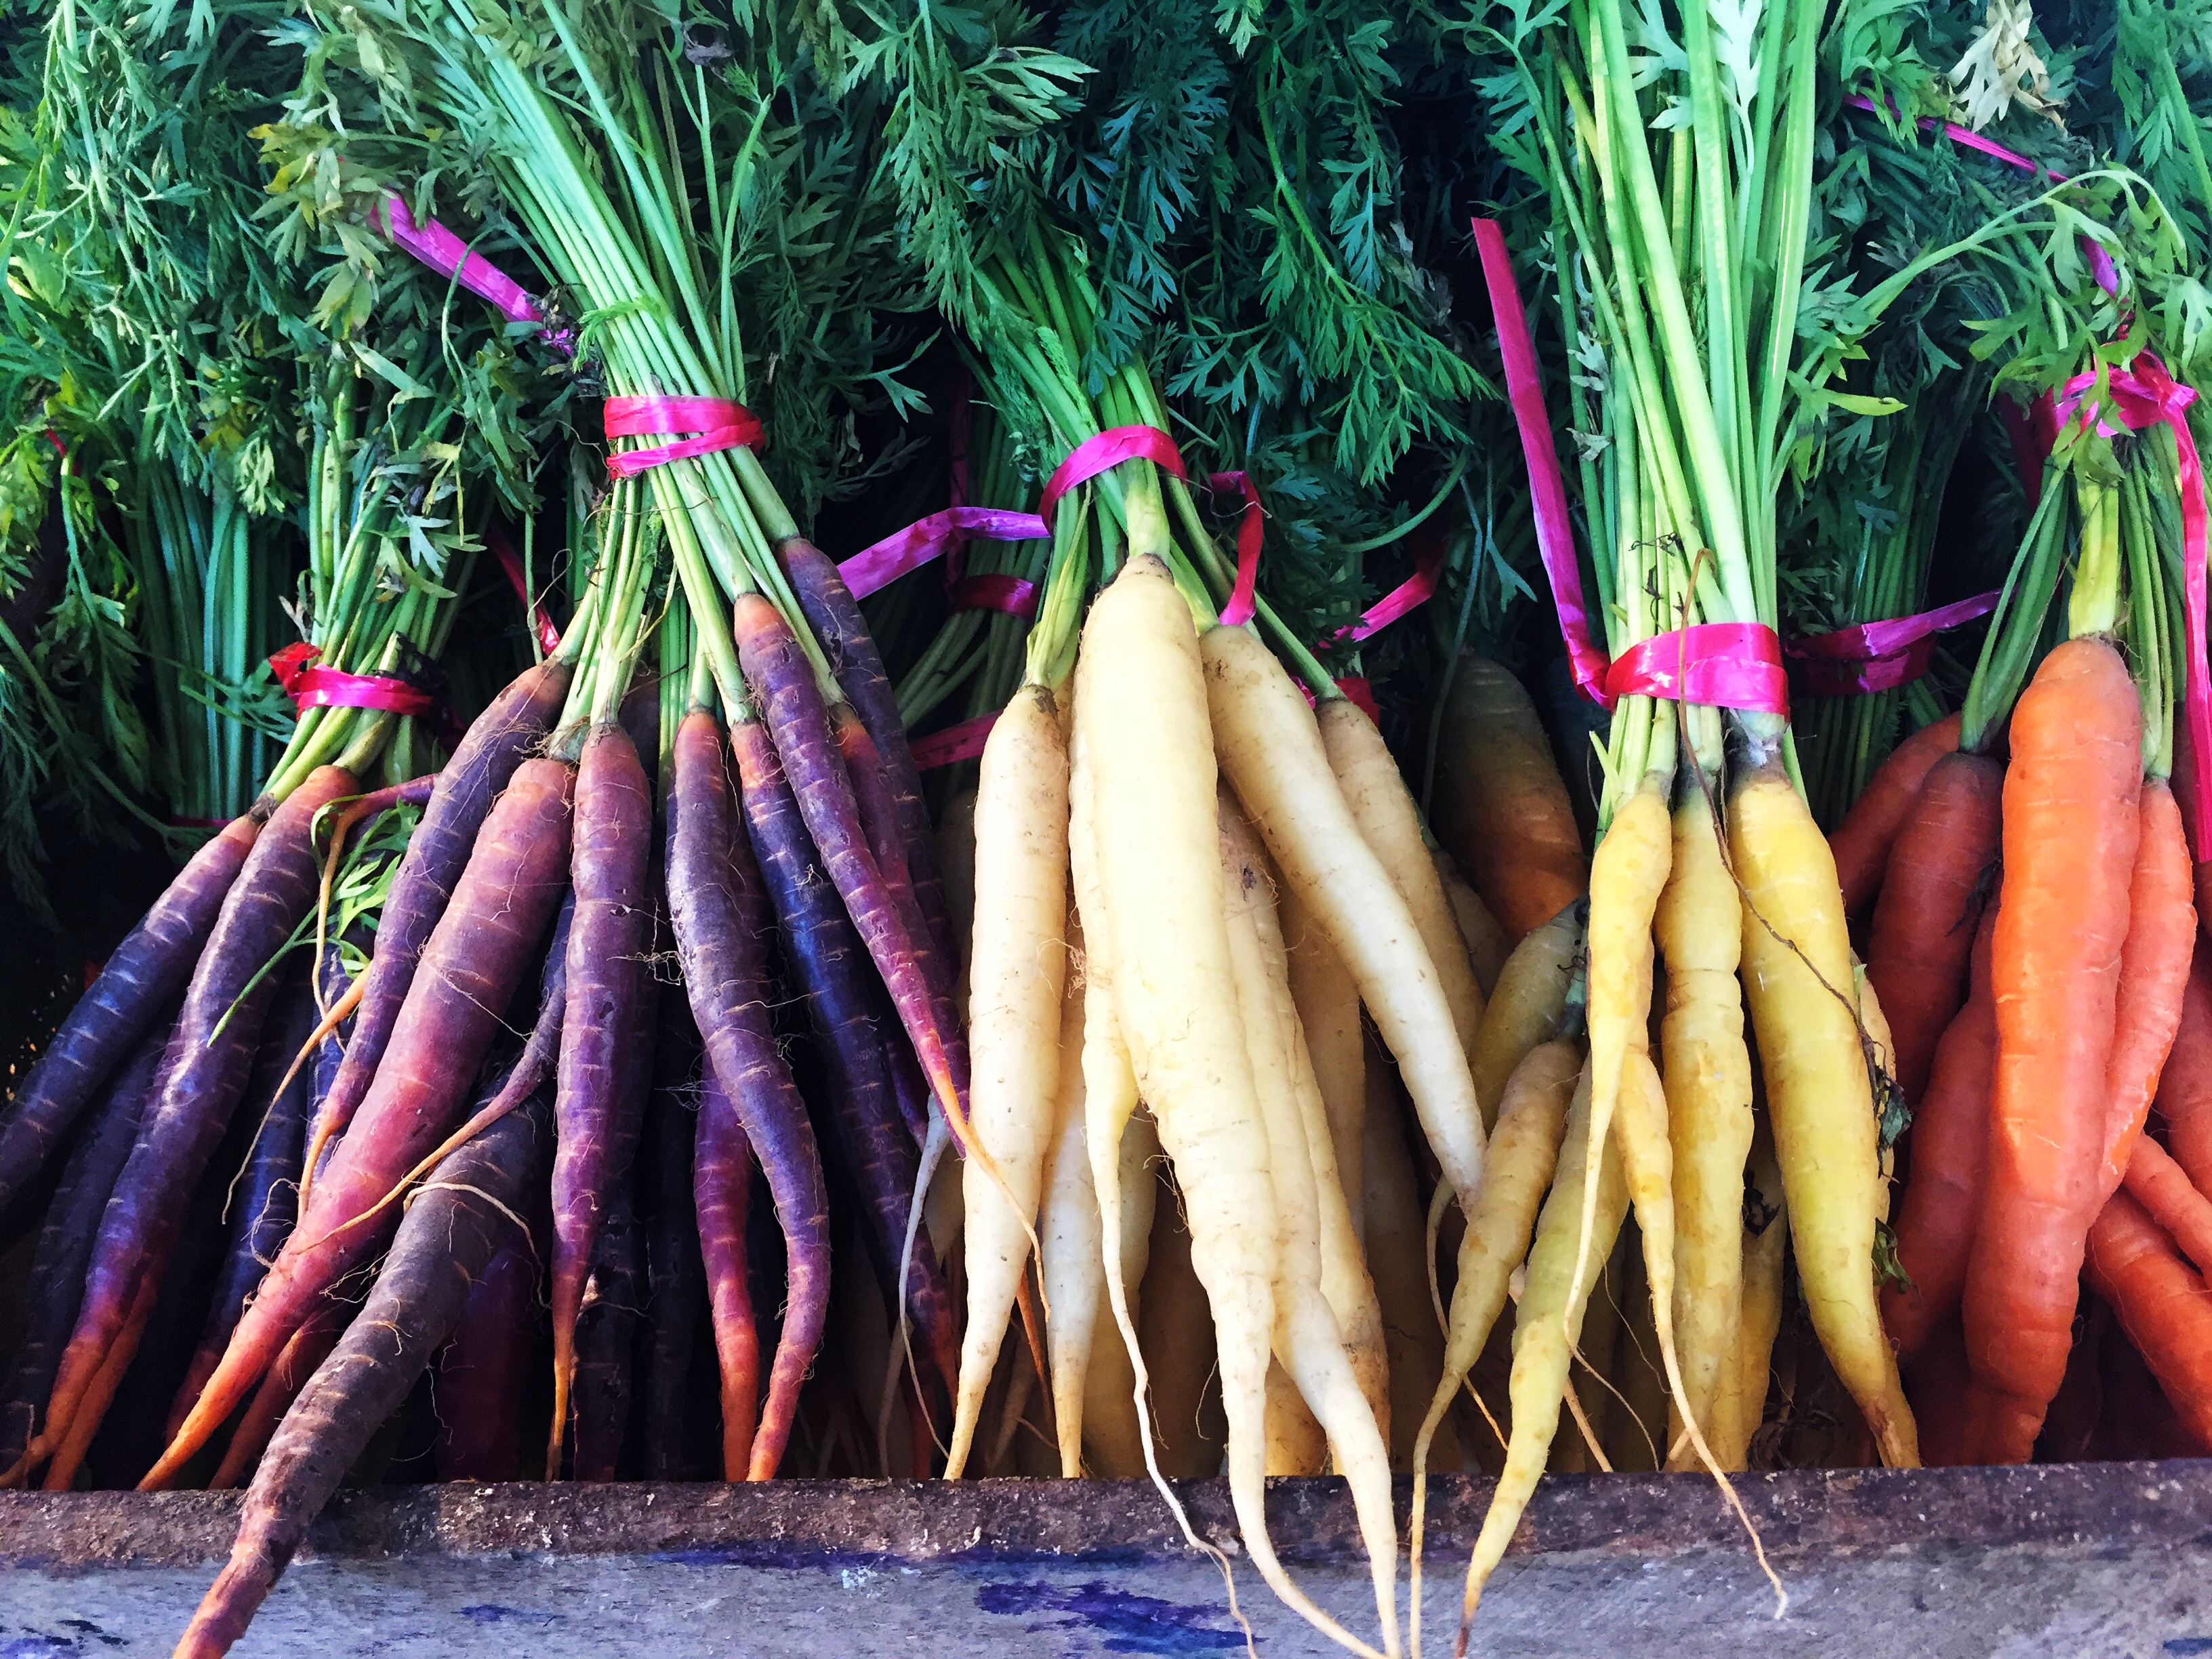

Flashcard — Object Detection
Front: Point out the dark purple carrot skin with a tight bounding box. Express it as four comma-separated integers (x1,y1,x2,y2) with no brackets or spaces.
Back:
693,1062,759,1480
729,594,969,1141
301,659,572,1187
0,1017,168,1470
0,812,262,1217
570,1176,642,1482
549,724,657,1473
30,766,358,1474
141,758,577,1490
726,714,960,1406
634,1002,707,1479
434,1242,541,1483
304,944,349,1188
831,705,968,1097
169,962,322,1438
668,710,830,1481
173,1099,552,1659
778,537,957,973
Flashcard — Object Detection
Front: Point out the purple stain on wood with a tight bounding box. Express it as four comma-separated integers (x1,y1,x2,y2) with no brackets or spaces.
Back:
976,1582,1242,1655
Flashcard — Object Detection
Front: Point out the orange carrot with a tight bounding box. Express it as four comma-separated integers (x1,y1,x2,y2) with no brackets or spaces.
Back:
1431,654,1586,941
2157,957,2212,1193
2085,1188,2212,1452
2123,1138,2212,1275
1961,639,2141,1465
1881,907,1999,1368
2094,779,2196,1201
1829,711,1963,916
1864,752,2002,1104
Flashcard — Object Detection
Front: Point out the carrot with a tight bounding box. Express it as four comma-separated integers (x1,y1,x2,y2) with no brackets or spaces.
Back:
1881,907,2000,1367
434,1241,542,1483
1963,638,2142,1465
1431,848,1513,998
1410,1040,1578,1595
547,722,658,1477
1080,559,1382,1659
0,1017,166,1472
1438,1064,1623,1650
1469,901,1584,1130
634,1004,708,1479
2095,778,2195,1200
207,1303,350,1493
2158,956,2212,1193
730,594,970,1153
1221,798,1391,1441
1828,710,1963,916
173,1097,553,1659
1062,720,1164,1479
571,1175,643,1482
2085,1187,2212,1451
10,765,356,1488
2169,711,2212,939
1037,928,1103,1475
947,684,1071,1478
1205,630,1488,1212
1732,755,1919,1467
1654,781,1753,1463
667,709,830,1479
1281,884,1366,1240
1864,752,2003,1104
693,1056,759,1480
141,756,576,1490
167,964,321,1439
780,538,959,970
729,714,958,1404
1431,653,1588,941
2121,1138,2212,1274
0,811,262,1218
298,659,572,1209
1319,697,1486,1053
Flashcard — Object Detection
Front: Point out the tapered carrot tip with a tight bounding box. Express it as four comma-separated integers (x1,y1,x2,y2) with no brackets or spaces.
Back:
175,1554,276,1659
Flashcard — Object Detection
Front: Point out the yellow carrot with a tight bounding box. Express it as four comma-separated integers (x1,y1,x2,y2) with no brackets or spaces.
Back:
1470,901,1586,1129
946,684,1071,1478
1320,699,1487,1052
1654,782,1753,1465
1037,926,1101,1477
1220,798,1399,1653
1283,884,1368,1239
1078,558,1380,1659
1080,1105,1158,1477
1408,1038,1578,1598
1732,758,1917,1467
1204,628,1487,1208
1728,1119,1788,1470
1427,1065,1625,1656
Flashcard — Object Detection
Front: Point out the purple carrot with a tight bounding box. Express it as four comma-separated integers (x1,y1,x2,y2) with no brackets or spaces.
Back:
548,723,655,1479
726,714,960,1407
19,766,358,1486
669,709,832,1480
779,537,957,970
173,1096,552,1659
634,1003,708,1479
728,594,973,1154
0,812,262,1216
694,1062,759,1479
570,1175,642,1481
299,659,571,1200
0,1017,169,1470
435,1242,543,1482
142,758,576,1490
